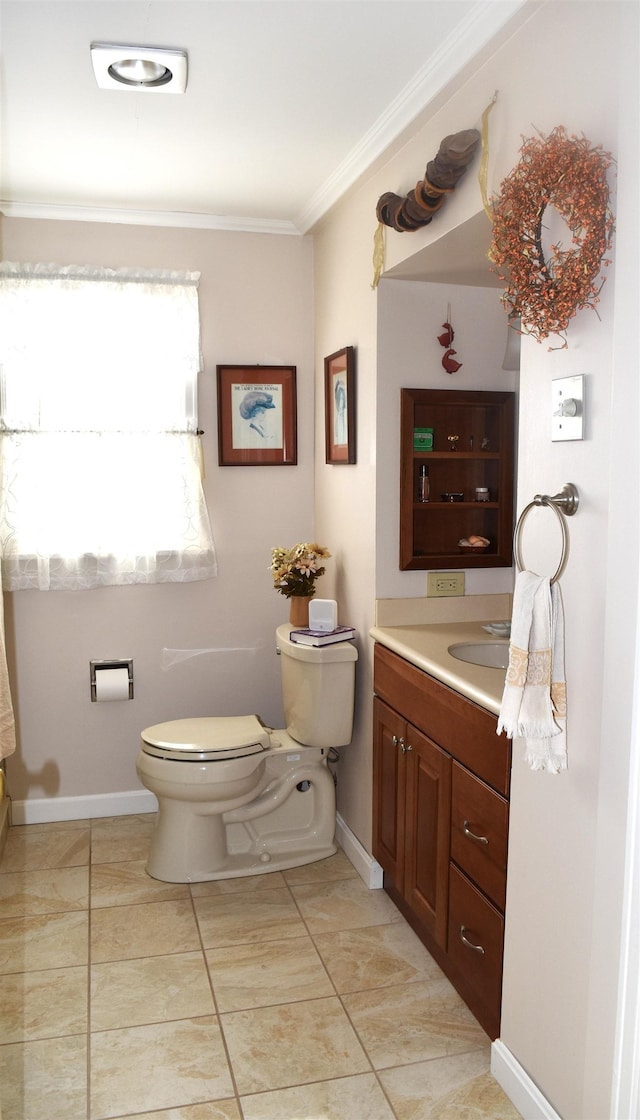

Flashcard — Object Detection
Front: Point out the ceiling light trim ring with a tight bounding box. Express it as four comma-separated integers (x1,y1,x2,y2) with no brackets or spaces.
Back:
90,43,187,94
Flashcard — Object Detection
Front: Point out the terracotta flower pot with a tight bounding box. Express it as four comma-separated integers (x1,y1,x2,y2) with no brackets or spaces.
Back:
289,595,314,628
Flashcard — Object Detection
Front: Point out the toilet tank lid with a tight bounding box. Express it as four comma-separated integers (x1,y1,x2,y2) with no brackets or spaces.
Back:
276,624,358,662
141,714,270,752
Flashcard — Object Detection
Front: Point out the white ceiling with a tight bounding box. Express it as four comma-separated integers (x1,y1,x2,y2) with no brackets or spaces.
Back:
0,1,524,237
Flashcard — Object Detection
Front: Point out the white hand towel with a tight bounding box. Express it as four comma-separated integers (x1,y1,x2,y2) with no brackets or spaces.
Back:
525,582,567,773
497,571,567,772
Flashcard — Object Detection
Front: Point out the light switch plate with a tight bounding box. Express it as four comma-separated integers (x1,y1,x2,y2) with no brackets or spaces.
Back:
552,375,584,441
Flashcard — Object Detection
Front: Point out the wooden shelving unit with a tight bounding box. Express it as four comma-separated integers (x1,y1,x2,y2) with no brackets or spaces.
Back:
400,388,516,570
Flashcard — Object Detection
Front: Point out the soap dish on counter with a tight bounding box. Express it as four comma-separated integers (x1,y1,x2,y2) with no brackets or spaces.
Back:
482,621,511,637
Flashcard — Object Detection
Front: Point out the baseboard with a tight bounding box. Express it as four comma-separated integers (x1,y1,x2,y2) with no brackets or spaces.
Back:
0,794,11,859
491,1040,562,1120
10,789,158,826
335,812,384,889
9,795,384,895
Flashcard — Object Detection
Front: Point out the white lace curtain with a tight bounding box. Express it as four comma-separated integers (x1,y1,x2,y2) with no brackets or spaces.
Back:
0,262,218,591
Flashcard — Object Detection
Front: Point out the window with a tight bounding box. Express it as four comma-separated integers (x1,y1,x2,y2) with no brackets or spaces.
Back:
0,262,217,591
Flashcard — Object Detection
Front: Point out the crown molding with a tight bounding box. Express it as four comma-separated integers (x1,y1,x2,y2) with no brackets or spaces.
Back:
295,0,527,233
0,200,300,237
1,0,527,238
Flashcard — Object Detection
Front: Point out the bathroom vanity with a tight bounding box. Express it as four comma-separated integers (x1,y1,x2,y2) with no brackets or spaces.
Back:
371,618,511,1039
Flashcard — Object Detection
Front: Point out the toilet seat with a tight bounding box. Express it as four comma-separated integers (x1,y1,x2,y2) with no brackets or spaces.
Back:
141,714,270,762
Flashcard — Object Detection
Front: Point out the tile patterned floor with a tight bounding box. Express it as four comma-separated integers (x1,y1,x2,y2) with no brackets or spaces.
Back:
0,813,522,1120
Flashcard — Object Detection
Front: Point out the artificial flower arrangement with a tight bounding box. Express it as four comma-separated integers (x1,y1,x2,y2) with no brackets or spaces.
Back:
270,542,331,599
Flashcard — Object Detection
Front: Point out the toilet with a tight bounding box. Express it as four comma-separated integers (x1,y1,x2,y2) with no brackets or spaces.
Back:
136,623,358,883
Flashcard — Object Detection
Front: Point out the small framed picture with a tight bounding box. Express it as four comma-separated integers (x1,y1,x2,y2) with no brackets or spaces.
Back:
324,346,356,464
216,365,297,466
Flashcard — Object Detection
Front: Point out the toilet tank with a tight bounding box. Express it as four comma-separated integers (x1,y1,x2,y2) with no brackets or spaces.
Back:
275,624,358,747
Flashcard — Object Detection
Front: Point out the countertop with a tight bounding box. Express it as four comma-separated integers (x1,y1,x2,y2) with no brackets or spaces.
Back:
370,620,508,716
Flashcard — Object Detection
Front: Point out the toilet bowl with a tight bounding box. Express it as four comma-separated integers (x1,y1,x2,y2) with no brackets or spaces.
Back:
136,624,357,883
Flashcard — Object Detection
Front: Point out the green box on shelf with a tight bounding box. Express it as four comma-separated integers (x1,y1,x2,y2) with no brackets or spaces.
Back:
413,427,434,451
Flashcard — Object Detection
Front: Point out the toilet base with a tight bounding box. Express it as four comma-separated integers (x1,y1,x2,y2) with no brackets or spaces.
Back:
146,837,337,883
142,737,338,883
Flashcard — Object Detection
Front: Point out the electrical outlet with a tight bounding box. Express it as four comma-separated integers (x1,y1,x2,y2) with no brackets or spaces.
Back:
427,571,465,597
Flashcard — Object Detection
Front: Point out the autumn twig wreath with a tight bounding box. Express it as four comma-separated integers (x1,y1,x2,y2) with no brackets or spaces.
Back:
489,126,615,348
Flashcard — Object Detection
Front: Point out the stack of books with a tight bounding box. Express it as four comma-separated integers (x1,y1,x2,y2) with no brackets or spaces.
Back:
289,625,356,647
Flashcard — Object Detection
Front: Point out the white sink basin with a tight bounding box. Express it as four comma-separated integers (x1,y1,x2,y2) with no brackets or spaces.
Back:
448,640,510,670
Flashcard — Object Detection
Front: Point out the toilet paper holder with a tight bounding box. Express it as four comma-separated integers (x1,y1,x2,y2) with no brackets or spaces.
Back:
90,658,134,701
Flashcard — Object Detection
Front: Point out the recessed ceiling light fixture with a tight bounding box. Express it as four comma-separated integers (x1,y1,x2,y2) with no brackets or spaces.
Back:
90,43,188,93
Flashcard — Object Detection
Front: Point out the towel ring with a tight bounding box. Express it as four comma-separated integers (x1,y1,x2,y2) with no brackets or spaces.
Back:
514,483,579,584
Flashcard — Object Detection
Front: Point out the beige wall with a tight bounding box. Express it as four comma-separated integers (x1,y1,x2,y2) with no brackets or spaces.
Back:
312,2,639,1117
1,218,315,803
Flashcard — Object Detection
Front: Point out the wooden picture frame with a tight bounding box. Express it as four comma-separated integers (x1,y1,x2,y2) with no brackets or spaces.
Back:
216,365,297,466
324,346,356,464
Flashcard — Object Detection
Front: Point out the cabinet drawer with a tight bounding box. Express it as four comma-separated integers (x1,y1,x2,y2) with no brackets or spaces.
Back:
451,762,508,910
448,863,504,1037
374,643,511,794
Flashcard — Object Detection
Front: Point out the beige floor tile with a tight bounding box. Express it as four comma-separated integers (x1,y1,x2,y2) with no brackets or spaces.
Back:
90,859,189,908
379,1051,523,1119
0,910,89,972
343,980,488,1069
91,898,200,962
290,876,403,934
1,827,90,872
282,849,359,886
91,950,215,1031
7,819,89,836
206,935,334,1012
90,1017,234,1119
0,1033,87,1120
91,814,156,864
314,921,444,994
0,866,89,917
190,871,287,896
194,886,306,948
0,964,88,1042
221,996,370,1094
114,1105,241,1120
240,1072,396,1120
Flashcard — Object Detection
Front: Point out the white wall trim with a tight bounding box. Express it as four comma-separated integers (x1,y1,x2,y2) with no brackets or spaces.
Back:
0,200,300,236
492,1040,562,1120
295,0,527,233
2,3,527,237
10,789,157,825
10,797,384,893
335,812,383,889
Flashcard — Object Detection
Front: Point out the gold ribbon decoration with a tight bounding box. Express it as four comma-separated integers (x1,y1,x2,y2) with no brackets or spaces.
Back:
479,91,498,222
371,222,385,290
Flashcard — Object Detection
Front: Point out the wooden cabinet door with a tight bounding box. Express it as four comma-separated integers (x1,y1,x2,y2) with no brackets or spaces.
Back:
372,697,406,890
448,863,504,1038
404,725,452,948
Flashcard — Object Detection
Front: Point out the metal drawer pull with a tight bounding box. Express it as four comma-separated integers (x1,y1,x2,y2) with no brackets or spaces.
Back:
392,735,413,753
463,820,489,845
460,925,485,954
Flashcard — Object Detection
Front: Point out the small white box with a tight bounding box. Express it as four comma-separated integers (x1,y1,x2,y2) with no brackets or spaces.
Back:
308,599,338,632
